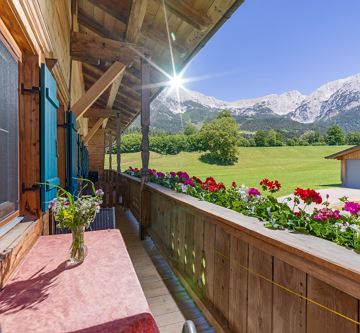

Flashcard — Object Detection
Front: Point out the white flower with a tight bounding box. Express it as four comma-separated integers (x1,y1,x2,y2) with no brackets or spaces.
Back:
181,184,188,193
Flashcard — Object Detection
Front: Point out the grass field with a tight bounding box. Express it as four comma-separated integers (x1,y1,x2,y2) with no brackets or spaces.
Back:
106,146,350,196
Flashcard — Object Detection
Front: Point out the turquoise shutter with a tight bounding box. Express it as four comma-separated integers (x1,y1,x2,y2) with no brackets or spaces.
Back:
66,111,79,194
82,145,89,179
40,64,60,211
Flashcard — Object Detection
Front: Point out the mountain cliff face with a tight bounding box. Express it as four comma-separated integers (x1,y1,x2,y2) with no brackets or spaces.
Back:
146,73,360,133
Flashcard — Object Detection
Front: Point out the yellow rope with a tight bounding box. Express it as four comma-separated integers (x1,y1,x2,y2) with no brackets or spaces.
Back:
214,250,360,326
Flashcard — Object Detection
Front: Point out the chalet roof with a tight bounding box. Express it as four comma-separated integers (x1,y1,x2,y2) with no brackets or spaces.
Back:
75,0,245,134
325,145,360,159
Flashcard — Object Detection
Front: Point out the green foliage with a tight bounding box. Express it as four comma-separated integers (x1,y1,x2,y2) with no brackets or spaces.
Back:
346,132,360,145
254,130,268,147
183,122,198,136
325,124,345,145
198,113,239,165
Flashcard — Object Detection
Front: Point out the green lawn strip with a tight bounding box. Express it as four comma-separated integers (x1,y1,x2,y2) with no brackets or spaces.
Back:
106,146,348,197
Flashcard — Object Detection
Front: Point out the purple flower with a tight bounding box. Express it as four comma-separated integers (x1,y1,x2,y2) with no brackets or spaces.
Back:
95,189,104,196
344,202,360,215
157,172,165,178
184,179,194,187
177,171,190,180
169,171,177,178
247,187,261,197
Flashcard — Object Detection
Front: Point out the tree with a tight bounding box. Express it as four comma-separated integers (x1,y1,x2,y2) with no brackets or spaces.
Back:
325,124,345,145
183,122,198,136
346,132,360,145
199,113,239,164
254,130,268,147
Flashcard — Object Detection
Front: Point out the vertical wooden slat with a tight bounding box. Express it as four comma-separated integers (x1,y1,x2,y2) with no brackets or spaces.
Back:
203,220,215,305
247,246,273,333
273,258,306,333
307,276,358,333
193,215,204,291
184,213,195,279
214,225,230,325
229,236,249,333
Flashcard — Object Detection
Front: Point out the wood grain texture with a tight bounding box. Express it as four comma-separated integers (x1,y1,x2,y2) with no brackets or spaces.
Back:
247,246,273,333
126,0,148,43
19,54,41,218
273,258,306,333
229,236,248,333
307,276,358,333
72,61,125,120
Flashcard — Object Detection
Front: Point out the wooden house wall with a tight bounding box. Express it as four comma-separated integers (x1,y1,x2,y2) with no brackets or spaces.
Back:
0,0,87,285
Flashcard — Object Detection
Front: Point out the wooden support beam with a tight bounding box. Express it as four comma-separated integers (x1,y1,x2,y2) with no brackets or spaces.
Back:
71,61,126,120
102,68,125,129
71,31,146,66
126,0,148,43
162,0,212,31
84,118,105,145
78,8,123,41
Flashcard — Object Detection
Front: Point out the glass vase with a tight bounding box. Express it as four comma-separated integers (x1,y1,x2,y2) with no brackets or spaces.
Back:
69,225,86,265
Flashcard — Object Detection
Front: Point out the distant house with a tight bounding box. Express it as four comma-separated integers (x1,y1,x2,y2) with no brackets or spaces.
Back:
325,146,360,188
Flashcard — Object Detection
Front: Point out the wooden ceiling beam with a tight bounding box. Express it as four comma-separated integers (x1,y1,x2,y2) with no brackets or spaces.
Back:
87,0,131,23
84,0,186,56
126,0,148,43
72,61,126,120
85,107,136,120
162,0,212,31
71,31,147,66
78,7,124,41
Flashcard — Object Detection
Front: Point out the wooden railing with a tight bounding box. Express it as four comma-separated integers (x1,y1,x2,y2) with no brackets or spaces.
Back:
122,173,360,333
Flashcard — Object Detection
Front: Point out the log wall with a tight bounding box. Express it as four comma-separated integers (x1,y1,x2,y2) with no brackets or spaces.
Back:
122,173,360,333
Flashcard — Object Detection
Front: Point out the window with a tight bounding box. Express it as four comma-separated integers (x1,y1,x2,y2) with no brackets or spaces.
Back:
0,34,19,222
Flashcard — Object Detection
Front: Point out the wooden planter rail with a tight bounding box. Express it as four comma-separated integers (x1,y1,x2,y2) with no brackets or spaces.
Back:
121,173,360,333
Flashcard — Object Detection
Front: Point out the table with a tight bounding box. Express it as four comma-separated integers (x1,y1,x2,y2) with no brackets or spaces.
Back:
0,229,159,333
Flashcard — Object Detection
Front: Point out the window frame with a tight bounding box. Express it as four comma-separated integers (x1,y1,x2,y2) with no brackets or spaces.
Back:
0,18,22,225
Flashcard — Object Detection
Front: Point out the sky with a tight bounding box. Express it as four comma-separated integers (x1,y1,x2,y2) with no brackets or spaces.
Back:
182,0,360,101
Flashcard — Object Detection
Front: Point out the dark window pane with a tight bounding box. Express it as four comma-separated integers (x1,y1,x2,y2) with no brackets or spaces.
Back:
0,38,19,220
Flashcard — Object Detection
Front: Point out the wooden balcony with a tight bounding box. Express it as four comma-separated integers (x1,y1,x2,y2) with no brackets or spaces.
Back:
116,171,360,333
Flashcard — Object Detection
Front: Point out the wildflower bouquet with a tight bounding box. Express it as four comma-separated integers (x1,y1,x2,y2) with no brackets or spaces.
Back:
49,180,104,264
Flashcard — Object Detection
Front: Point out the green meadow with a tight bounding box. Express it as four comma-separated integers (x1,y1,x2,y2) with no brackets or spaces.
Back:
106,146,349,197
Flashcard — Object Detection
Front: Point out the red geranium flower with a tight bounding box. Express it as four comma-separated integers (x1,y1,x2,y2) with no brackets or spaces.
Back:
231,181,237,188
259,178,281,193
294,188,322,205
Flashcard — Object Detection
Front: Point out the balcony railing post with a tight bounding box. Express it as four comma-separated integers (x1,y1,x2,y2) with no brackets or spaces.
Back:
140,56,151,239
116,112,122,205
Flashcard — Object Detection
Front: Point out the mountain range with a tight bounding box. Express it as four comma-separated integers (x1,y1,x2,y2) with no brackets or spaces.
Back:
143,73,360,134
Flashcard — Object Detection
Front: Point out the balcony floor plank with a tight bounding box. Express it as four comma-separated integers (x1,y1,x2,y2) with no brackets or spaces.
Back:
116,208,215,333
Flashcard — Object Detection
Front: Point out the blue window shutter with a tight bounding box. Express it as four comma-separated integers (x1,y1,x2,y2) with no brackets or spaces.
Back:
40,64,60,211
82,145,89,179
66,111,79,194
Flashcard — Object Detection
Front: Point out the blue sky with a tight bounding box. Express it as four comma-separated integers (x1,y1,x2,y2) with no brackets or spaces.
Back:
183,0,360,101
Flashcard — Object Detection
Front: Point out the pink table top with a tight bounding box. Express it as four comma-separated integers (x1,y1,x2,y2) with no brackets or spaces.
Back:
0,229,159,333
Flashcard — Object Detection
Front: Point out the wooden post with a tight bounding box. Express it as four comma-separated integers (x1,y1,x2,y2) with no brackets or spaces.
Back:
140,57,151,239
108,131,112,171
116,112,122,205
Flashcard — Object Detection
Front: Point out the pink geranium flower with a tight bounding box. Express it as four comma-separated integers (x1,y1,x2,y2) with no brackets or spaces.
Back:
247,187,261,197
184,179,194,187
344,202,360,214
